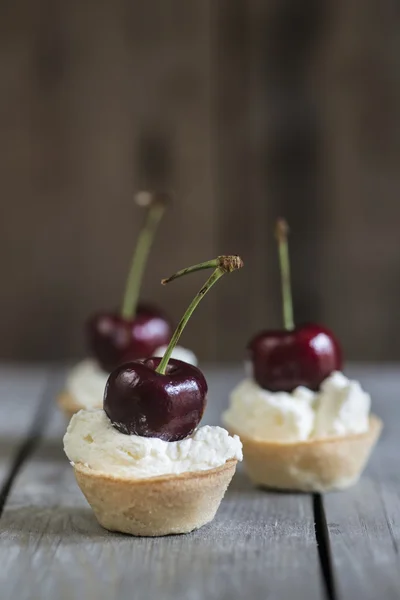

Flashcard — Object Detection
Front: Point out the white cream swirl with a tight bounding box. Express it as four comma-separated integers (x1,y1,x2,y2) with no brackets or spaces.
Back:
223,378,315,442
313,371,371,438
66,360,108,409
64,409,242,479
223,371,371,442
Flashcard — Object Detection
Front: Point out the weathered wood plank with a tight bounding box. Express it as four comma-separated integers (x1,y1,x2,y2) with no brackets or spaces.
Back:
0,365,47,486
0,0,218,363
323,366,400,600
0,367,323,600
318,0,400,361
2,1,400,364
0,365,48,435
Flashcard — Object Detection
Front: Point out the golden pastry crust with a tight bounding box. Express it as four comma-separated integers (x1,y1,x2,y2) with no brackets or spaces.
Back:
74,459,237,536
57,391,101,419
227,415,382,492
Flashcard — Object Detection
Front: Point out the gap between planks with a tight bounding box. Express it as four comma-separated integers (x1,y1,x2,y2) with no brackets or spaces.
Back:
0,365,326,600
314,494,338,600
0,369,64,517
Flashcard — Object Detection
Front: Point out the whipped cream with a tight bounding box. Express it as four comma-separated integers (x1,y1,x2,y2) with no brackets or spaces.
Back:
313,371,370,438
66,346,198,410
64,409,242,479
223,379,315,442
223,371,371,443
66,360,108,409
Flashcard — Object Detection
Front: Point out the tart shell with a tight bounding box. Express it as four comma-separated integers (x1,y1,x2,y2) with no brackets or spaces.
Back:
226,415,382,492
74,458,238,536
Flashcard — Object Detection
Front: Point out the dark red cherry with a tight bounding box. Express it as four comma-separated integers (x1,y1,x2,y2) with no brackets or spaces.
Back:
247,323,342,393
101,254,242,439
86,303,172,372
103,358,208,441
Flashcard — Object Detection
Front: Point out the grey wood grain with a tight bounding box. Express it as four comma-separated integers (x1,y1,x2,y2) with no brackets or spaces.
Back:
0,365,47,485
0,366,324,600
0,365,48,435
2,2,400,365
323,365,400,600
0,0,219,363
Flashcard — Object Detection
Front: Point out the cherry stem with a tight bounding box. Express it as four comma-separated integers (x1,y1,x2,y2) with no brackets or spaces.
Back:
121,192,169,320
156,255,243,374
161,259,219,284
275,218,294,331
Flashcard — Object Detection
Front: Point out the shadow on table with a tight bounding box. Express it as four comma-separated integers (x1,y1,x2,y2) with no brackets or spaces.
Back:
0,505,119,542
227,468,314,496
0,506,223,543
226,470,255,495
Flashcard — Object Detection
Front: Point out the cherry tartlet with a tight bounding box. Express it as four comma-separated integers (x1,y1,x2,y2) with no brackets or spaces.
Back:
223,220,382,492
58,192,197,419
63,255,244,536
87,191,172,372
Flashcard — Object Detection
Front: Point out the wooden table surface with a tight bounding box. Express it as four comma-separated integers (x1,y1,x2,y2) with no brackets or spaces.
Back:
0,364,398,600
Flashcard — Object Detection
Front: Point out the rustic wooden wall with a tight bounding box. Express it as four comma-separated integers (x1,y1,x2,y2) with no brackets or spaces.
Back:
0,0,400,363
318,0,400,361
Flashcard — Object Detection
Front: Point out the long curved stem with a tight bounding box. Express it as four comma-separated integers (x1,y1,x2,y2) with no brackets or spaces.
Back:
161,259,219,285
156,255,243,374
121,196,166,319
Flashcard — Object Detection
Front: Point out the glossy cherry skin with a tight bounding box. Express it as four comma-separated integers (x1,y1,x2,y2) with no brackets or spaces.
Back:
86,304,172,372
103,358,208,441
247,323,342,393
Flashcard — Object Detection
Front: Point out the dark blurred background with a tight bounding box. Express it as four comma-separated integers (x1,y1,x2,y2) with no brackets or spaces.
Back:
1,1,399,363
